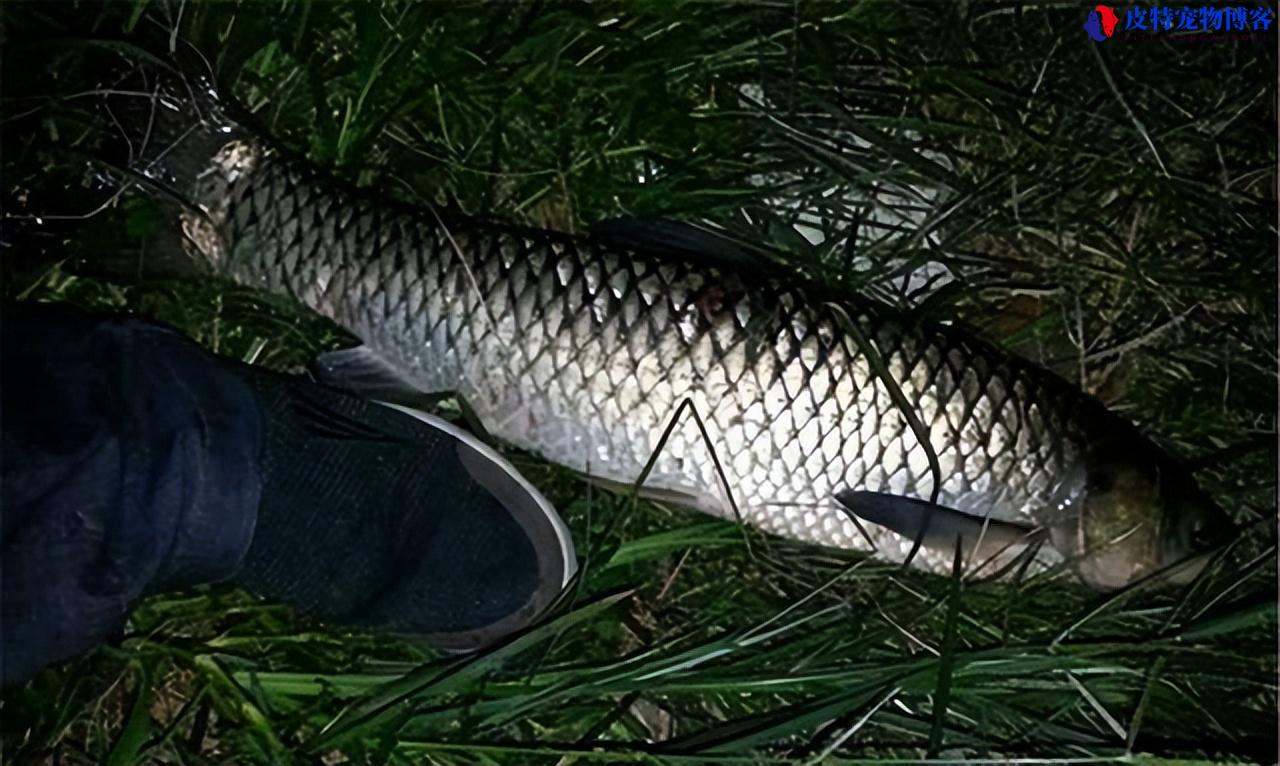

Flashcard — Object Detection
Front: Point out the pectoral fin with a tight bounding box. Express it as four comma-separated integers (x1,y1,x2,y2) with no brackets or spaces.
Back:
834,490,1041,562
310,345,443,410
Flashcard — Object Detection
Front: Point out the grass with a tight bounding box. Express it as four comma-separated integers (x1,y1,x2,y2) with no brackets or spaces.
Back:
1,1,1275,764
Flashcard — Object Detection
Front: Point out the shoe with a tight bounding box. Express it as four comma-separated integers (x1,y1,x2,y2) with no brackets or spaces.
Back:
234,373,577,651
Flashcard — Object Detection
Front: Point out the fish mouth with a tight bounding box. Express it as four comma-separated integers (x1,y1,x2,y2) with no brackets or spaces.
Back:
1077,547,1217,591
1155,549,1215,587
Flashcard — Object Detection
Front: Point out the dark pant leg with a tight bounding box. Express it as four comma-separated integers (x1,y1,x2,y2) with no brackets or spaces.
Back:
1,303,263,685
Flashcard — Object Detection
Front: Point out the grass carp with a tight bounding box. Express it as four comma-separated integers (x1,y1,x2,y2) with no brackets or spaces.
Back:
111,66,1230,589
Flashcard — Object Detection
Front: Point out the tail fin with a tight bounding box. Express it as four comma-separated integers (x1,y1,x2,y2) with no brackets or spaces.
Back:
77,41,258,281
96,42,248,203
3,32,260,294
98,47,266,279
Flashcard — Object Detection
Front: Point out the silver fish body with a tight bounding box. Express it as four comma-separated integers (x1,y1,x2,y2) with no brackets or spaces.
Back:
165,123,1225,587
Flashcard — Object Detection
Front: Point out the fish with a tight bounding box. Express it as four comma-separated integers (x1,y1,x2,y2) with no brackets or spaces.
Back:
104,63,1231,590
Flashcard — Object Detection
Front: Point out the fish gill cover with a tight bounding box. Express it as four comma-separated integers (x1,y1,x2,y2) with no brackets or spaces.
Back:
1,1,1276,764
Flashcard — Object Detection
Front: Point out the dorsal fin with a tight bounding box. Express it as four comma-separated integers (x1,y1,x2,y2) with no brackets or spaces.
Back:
591,216,964,315
589,216,784,271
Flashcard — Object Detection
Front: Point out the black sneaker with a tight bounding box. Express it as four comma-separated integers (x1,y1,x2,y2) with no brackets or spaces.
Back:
234,374,576,651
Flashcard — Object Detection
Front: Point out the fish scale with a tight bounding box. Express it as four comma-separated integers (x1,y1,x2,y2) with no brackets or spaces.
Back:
173,135,1102,577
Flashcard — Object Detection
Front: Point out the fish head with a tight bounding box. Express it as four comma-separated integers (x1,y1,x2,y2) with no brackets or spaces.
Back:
1051,439,1233,591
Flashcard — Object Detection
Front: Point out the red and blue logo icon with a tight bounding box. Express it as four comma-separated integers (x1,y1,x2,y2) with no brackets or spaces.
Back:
1087,5,1274,41
1084,4,1121,40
